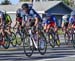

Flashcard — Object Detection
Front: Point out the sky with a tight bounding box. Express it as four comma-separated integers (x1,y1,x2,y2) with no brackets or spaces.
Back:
0,0,19,4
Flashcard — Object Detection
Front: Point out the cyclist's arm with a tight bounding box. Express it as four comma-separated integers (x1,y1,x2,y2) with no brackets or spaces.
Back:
34,17,38,26
30,9,39,26
0,18,3,26
14,17,19,28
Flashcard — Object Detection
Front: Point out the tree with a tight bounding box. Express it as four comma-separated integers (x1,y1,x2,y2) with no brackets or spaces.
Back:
56,0,74,7
1,0,11,5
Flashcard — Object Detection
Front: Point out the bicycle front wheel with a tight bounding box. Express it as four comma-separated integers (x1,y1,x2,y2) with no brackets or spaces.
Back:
2,34,10,49
72,32,75,48
23,35,34,57
11,32,17,47
16,32,22,46
49,33,55,48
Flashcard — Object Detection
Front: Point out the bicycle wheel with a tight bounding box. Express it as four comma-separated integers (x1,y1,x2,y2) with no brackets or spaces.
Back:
72,32,75,48
55,33,60,47
64,32,69,45
49,33,55,48
2,34,10,49
16,32,22,46
11,32,17,47
0,33,3,41
23,35,34,57
38,31,47,55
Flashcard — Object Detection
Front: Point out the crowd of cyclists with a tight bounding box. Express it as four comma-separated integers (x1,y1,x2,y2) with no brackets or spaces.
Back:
0,3,75,57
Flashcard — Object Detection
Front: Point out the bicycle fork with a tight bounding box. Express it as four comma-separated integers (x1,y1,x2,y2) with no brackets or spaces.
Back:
29,30,38,49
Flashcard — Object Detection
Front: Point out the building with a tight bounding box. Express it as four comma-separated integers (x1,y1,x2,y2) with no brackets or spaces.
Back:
32,1,72,27
0,1,73,27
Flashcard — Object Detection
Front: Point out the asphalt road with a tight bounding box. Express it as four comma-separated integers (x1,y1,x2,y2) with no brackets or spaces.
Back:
0,35,75,61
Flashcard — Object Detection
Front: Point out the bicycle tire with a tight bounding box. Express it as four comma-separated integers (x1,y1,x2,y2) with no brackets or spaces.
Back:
64,32,69,45
38,30,47,55
55,33,60,47
49,33,55,48
16,32,22,46
2,34,10,49
11,32,17,47
72,33,75,48
23,34,34,57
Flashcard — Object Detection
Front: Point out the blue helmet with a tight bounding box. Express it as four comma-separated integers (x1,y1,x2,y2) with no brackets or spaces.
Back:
71,10,75,16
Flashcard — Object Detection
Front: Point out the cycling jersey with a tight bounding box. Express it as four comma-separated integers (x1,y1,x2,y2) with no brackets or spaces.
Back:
16,8,37,22
44,15,56,24
69,16,75,24
4,14,11,24
0,11,4,27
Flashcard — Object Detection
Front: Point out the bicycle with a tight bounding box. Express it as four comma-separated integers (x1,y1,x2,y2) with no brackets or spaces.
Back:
44,26,60,48
71,24,75,48
64,27,72,45
2,26,17,49
23,20,47,57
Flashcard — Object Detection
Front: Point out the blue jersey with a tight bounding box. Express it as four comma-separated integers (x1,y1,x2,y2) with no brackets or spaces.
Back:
16,8,37,21
69,16,75,24
44,15,56,24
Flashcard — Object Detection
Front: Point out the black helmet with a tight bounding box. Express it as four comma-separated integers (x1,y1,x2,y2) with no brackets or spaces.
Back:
22,3,29,9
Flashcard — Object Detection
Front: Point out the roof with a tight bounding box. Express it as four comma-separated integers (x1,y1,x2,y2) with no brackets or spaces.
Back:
0,1,72,13
0,2,32,12
33,1,61,11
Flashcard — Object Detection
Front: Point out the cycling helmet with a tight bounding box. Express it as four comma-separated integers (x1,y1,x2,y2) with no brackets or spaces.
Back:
22,3,29,9
62,15,68,19
71,10,75,16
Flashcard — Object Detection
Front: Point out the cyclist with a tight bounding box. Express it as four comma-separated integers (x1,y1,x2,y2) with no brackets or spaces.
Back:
4,11,12,36
43,14,57,32
14,8,22,31
0,11,5,45
14,3,39,49
15,3,39,31
69,11,75,28
62,15,69,32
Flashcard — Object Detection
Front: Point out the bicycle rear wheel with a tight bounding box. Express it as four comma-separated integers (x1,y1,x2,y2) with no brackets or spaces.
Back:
38,31,47,55
23,35,34,57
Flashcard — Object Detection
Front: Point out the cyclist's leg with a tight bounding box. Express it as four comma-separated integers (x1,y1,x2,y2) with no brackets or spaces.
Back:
44,24,47,32
4,25,11,35
46,24,50,33
0,26,5,45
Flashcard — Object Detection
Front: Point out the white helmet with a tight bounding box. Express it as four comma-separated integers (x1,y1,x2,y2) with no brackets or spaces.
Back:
62,15,68,19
